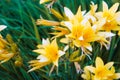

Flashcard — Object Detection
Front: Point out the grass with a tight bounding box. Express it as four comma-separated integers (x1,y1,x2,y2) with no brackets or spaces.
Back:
0,0,120,80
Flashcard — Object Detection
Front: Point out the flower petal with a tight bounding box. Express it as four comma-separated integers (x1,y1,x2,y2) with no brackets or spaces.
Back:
97,32,115,38
115,12,120,25
105,62,114,69
64,7,74,20
37,55,49,62
86,66,95,73
33,49,46,54
96,57,104,68
58,50,65,57
63,21,72,31
42,38,50,45
113,73,120,79
53,59,58,66
109,3,119,13
0,25,7,31
103,1,108,11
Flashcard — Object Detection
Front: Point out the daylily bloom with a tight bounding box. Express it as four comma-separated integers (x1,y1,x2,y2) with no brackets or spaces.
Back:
85,57,120,80
95,1,120,31
60,7,100,53
29,38,65,72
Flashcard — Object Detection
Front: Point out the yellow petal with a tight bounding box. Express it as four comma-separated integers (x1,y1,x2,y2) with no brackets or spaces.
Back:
33,49,46,54
36,19,60,26
115,12,120,25
86,66,95,73
109,3,119,13
50,8,64,20
51,39,58,49
53,59,58,66
60,38,69,44
96,57,104,68
105,62,114,69
103,1,108,11
113,73,120,79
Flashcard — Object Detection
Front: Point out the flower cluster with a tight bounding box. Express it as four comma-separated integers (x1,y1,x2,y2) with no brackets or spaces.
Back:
0,25,22,66
28,1,120,78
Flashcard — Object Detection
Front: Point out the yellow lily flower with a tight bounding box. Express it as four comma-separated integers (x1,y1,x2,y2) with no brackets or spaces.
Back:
95,1,120,31
60,7,100,53
29,38,65,72
85,57,120,80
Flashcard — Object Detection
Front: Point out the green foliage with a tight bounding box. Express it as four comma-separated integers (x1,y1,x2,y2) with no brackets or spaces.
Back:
0,0,120,80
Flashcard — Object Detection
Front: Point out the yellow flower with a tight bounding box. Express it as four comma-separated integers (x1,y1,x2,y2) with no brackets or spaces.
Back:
29,38,65,72
95,1,120,31
85,57,120,80
60,7,100,53
62,21,99,52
